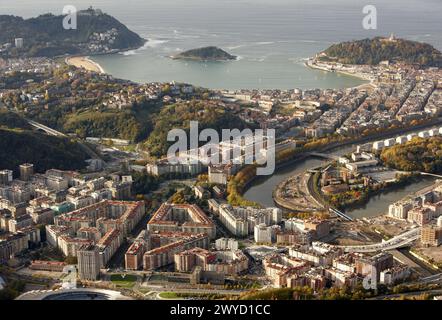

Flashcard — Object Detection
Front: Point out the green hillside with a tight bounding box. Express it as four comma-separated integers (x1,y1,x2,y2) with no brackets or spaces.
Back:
319,37,442,67
0,8,145,57
0,128,88,175
0,111,88,174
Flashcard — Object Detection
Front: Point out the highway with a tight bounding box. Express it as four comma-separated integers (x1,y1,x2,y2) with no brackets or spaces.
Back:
417,273,442,284
27,119,67,137
420,172,442,179
27,118,104,162
370,288,442,300
337,227,421,253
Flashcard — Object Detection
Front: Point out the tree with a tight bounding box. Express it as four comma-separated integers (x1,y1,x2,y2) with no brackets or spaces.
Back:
65,256,78,265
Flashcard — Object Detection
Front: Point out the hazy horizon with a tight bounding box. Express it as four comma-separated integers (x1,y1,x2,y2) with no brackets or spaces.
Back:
3,0,441,89
2,0,441,48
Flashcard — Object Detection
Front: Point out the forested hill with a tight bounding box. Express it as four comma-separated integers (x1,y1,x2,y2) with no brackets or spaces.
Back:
0,8,145,57
0,111,88,174
380,136,442,173
319,37,442,67
173,46,237,61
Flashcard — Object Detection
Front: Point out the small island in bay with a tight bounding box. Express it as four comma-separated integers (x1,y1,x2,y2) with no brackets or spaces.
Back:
172,46,237,61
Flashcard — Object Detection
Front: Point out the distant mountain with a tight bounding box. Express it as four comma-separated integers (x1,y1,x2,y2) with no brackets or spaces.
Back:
0,8,145,57
172,46,237,61
318,37,442,67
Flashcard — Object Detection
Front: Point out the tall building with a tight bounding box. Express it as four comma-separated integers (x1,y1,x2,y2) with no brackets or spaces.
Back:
14,38,24,48
125,240,146,270
407,207,432,226
19,163,34,181
254,223,273,244
217,203,282,237
355,252,394,281
388,201,413,220
0,170,13,185
77,245,101,281
215,238,238,251
421,224,442,247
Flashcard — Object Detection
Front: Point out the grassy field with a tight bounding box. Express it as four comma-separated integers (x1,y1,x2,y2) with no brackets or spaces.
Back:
158,292,181,300
110,274,137,289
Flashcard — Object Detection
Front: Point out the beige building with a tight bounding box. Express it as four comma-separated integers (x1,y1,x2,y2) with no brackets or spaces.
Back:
147,203,216,239
77,245,101,281
19,163,34,181
407,207,432,226
421,224,442,247
218,203,281,237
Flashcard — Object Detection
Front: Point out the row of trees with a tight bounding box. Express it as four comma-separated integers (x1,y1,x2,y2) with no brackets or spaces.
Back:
227,165,261,207
381,136,442,173
0,280,26,300
239,282,439,301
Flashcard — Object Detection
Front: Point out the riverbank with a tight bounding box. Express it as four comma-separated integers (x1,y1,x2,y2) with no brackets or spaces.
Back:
273,171,324,213
315,171,422,213
243,117,442,212
65,56,105,73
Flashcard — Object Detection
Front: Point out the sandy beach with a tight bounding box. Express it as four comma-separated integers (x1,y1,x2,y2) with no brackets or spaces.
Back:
66,56,105,73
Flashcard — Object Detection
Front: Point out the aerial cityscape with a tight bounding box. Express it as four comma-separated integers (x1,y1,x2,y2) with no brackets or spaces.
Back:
1,0,442,307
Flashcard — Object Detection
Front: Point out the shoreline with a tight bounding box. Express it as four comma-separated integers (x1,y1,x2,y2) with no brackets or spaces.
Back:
241,117,442,215
65,56,105,74
64,41,150,75
305,60,375,91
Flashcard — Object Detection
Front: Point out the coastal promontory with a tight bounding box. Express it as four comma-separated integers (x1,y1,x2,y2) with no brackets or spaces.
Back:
317,36,442,67
0,7,145,58
172,46,237,61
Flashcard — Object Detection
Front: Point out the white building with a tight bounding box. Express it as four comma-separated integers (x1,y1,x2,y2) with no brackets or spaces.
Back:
254,224,273,244
372,141,384,151
384,138,396,147
215,238,239,251
380,266,411,285
388,201,413,220
218,204,282,237
396,136,407,144
14,38,23,48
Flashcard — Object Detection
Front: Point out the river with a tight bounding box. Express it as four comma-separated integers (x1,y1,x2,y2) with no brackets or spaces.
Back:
243,137,437,219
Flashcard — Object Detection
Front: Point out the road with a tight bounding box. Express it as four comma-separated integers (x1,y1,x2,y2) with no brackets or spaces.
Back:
337,227,421,253
27,119,67,137
26,118,104,162
371,288,442,300
141,286,244,296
